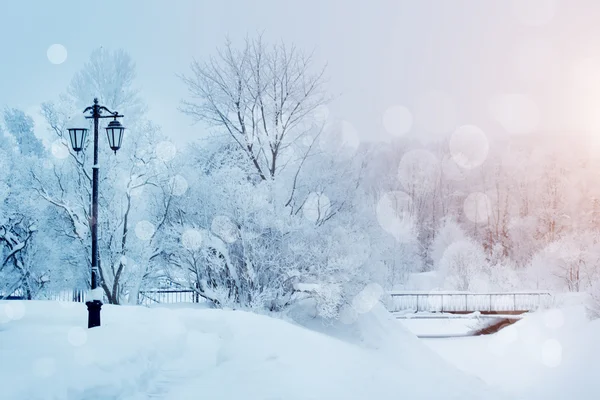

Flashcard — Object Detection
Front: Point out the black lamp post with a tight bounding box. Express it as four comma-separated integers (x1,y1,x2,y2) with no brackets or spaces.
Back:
68,98,125,329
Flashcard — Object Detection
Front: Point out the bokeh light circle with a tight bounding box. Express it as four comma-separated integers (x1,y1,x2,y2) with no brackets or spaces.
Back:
51,140,69,159
449,125,489,169
156,141,177,162
211,216,238,243
182,229,203,251
135,220,155,241
47,44,68,65
170,175,189,196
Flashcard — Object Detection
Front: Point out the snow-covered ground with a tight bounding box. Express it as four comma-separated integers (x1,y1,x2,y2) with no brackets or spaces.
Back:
0,301,505,400
425,305,598,400
397,312,497,337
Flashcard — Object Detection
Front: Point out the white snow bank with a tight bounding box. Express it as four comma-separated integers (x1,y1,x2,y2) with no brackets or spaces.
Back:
396,313,491,337
0,301,506,400
286,300,506,398
426,305,598,400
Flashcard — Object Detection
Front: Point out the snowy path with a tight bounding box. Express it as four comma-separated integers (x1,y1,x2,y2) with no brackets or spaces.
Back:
0,301,508,400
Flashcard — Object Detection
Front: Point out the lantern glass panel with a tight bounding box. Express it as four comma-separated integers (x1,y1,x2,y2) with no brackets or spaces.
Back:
105,120,125,152
68,128,88,152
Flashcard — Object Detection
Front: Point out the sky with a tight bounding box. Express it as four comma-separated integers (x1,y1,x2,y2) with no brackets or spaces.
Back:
2,0,600,147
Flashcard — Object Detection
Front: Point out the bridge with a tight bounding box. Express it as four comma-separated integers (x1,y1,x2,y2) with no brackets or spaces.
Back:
387,291,553,315
388,291,554,336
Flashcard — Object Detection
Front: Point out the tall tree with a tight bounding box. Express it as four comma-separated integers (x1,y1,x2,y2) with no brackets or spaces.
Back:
3,108,45,157
180,36,326,182
35,48,175,304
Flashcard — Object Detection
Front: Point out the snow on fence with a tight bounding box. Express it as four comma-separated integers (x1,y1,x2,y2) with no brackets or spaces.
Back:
2,288,201,306
387,291,554,313
137,289,200,306
1,289,90,302
40,290,89,302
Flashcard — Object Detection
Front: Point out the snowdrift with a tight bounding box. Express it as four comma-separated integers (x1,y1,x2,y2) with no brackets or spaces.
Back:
427,305,599,400
0,301,505,399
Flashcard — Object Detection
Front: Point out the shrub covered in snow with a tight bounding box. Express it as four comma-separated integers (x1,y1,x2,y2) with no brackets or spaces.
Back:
439,239,488,291
586,281,600,319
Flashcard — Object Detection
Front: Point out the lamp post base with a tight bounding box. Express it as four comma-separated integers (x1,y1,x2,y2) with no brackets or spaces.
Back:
86,300,103,328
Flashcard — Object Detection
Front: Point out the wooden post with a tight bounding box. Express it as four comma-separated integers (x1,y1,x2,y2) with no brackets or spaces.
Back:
465,294,468,312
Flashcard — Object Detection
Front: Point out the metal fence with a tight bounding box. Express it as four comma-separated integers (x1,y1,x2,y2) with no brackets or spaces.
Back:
2,289,97,302
388,291,554,313
137,289,200,306
1,288,201,305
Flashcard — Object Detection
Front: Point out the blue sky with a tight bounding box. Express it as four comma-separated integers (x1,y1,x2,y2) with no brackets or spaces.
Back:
2,0,600,145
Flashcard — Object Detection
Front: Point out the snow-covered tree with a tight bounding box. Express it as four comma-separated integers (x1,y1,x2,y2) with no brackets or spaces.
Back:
173,36,379,317
33,48,177,304
0,116,51,298
429,217,467,269
439,239,488,291
180,36,327,182
3,108,45,157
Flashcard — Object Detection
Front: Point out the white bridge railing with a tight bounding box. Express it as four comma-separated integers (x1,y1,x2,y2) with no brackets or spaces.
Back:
387,291,554,313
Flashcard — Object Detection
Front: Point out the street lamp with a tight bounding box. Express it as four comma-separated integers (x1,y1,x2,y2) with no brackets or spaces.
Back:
68,98,125,329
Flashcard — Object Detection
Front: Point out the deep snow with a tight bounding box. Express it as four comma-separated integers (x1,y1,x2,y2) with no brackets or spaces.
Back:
425,305,598,400
0,300,505,400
